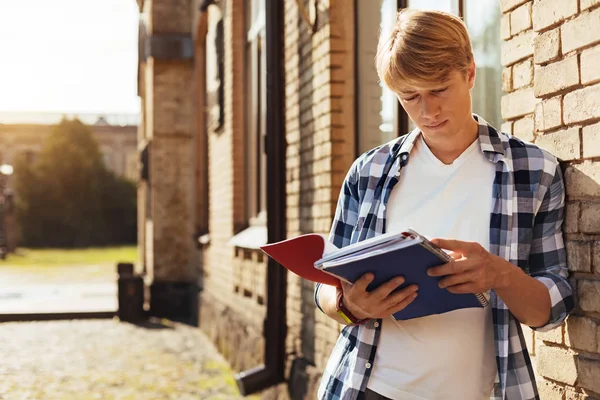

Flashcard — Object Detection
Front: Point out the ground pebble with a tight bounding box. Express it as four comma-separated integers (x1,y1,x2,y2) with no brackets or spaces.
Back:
0,318,246,400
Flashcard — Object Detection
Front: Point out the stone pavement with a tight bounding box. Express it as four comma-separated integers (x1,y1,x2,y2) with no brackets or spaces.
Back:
0,264,117,314
0,319,250,400
0,283,117,314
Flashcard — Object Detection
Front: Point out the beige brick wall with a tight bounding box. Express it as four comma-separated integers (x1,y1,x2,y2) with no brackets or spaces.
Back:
283,0,356,385
139,11,197,283
139,0,267,381
149,0,192,34
203,0,249,311
199,0,267,379
502,1,600,397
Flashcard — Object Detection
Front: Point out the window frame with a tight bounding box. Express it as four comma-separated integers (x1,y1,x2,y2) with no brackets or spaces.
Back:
245,0,267,226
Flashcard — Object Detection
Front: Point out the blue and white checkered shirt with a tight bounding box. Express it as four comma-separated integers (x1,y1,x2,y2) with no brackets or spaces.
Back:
315,115,573,400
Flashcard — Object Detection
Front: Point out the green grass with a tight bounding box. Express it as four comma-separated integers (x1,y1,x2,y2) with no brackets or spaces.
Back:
1,246,138,267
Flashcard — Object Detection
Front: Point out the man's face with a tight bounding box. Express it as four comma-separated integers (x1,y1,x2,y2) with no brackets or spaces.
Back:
396,65,476,137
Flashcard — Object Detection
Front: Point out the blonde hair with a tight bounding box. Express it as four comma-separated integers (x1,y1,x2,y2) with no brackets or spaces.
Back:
376,9,474,93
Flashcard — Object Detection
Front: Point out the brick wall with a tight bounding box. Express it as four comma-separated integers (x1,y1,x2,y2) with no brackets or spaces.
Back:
199,0,267,378
279,0,356,397
199,0,358,397
137,0,198,323
201,0,251,314
143,58,196,282
501,0,600,397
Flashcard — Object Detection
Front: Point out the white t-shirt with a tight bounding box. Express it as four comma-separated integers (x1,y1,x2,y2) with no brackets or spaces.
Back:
366,135,498,400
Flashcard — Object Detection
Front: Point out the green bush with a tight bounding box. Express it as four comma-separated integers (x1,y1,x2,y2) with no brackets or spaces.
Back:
13,118,137,248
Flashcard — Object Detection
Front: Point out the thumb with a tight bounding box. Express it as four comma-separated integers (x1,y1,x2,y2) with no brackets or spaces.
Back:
341,281,353,294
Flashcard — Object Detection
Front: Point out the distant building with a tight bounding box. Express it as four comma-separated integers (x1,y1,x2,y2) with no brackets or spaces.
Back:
0,113,139,182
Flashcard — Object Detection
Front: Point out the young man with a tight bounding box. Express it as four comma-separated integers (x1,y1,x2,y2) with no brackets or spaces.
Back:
314,9,573,400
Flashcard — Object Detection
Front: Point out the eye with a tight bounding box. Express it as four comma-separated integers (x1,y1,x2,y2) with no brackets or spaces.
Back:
403,95,418,101
432,87,448,94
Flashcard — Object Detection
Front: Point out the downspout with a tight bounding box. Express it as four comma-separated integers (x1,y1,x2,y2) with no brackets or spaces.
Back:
197,0,210,241
235,0,287,395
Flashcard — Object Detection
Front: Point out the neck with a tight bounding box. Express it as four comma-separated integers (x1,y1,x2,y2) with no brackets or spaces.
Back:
421,116,479,164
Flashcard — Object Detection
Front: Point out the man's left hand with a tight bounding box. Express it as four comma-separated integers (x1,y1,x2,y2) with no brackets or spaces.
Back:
427,238,510,294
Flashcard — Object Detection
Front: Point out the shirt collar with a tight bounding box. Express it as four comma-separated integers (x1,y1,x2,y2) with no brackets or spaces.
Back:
395,114,506,165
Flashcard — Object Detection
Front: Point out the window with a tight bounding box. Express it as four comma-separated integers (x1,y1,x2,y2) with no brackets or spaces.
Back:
215,19,225,129
206,7,224,133
406,0,460,14
193,6,213,238
356,0,404,155
103,153,113,170
125,152,138,182
245,0,267,225
356,0,503,155
463,0,503,129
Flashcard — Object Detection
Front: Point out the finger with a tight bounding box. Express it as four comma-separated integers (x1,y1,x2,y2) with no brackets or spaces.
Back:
350,273,374,293
427,263,451,277
371,276,406,300
385,291,418,316
438,271,476,289
340,282,355,298
446,283,476,294
384,284,419,308
428,259,474,277
448,251,462,261
431,238,473,254
427,261,461,277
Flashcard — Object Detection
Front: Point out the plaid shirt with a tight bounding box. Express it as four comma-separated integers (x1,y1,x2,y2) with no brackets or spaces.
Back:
315,115,573,400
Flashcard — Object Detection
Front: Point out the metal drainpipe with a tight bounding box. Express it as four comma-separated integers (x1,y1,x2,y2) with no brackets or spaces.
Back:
234,0,287,395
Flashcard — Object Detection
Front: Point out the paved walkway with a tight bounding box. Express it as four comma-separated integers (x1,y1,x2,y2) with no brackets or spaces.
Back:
0,283,117,314
0,319,248,400
0,264,117,314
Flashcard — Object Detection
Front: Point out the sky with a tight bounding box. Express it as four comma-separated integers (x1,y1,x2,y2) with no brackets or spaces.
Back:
0,0,140,115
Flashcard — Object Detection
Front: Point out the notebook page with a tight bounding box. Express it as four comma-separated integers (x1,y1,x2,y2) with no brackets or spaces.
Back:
320,237,421,269
323,239,339,256
315,231,404,266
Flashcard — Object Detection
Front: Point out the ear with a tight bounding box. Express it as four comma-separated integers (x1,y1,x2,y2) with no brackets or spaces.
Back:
467,62,476,89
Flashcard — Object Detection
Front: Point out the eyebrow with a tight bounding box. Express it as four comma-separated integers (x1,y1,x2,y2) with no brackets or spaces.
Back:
399,85,449,96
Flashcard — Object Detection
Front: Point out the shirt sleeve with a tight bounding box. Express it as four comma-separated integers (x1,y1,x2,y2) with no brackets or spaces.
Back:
314,160,361,312
529,162,574,332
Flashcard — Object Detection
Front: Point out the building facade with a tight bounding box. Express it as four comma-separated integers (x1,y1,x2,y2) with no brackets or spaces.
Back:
137,0,600,398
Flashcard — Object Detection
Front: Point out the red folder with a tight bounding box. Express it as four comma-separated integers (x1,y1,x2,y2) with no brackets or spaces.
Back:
260,234,340,287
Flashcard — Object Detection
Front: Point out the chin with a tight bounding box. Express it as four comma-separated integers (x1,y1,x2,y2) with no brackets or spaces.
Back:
420,120,450,133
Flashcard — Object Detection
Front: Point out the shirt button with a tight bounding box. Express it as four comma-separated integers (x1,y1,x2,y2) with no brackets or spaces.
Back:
373,322,380,328
366,363,372,369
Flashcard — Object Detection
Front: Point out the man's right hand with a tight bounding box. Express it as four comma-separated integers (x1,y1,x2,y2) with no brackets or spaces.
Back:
341,273,419,320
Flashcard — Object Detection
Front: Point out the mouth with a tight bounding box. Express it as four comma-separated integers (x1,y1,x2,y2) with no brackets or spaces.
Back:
423,120,448,130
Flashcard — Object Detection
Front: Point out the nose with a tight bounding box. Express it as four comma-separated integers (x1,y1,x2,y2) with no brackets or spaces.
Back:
420,96,441,120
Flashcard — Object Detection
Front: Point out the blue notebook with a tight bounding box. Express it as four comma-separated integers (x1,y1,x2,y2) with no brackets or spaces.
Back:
315,230,488,321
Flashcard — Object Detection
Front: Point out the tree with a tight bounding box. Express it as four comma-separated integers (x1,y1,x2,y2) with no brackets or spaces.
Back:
13,118,137,248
